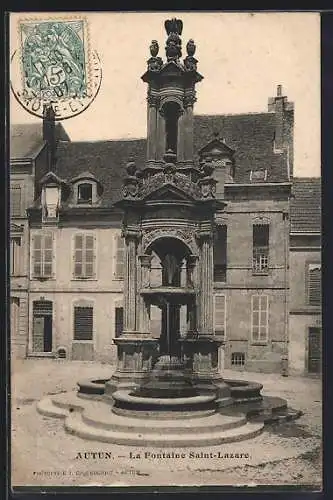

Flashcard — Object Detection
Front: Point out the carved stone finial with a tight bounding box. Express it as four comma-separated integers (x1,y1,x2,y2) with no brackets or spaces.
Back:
165,32,182,61
186,39,196,56
147,56,163,72
201,159,214,178
150,40,159,57
126,158,137,177
198,161,217,199
123,159,139,198
165,18,183,36
165,18,183,61
213,129,220,139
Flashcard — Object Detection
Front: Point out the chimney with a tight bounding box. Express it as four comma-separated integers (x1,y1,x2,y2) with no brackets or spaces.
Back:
268,85,294,153
274,85,285,151
43,104,56,169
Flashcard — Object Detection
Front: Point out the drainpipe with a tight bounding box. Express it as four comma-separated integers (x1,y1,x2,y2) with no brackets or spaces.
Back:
281,210,289,376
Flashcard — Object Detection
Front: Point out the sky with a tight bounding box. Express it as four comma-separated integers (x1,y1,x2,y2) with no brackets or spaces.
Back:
10,12,320,177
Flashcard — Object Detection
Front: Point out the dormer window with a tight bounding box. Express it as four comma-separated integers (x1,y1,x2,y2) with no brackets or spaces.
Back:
39,171,68,224
70,172,103,206
78,183,93,204
250,169,267,182
42,185,60,223
198,133,236,197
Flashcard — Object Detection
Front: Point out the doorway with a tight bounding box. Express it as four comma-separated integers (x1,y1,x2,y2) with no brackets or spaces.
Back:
32,300,53,353
308,327,321,374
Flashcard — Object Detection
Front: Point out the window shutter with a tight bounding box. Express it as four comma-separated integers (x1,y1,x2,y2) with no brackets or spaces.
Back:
252,224,269,273
251,295,268,342
32,234,42,277
85,235,95,278
10,239,14,276
11,186,21,216
10,238,21,276
308,265,321,306
214,295,226,338
43,233,53,277
74,234,83,277
74,306,93,340
115,234,125,279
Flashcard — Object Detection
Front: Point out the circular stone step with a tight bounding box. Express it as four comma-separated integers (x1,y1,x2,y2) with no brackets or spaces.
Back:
64,411,264,447
111,406,216,419
81,405,247,434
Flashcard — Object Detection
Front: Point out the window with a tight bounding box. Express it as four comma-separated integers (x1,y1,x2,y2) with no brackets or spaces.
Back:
32,232,54,279
253,224,269,274
42,186,60,221
308,264,321,306
74,306,93,340
115,307,123,338
11,185,21,216
11,297,20,338
250,170,267,182
114,234,125,279
214,294,226,338
78,183,92,204
251,295,269,343
231,352,245,366
32,300,53,352
10,237,21,276
214,225,227,282
73,234,96,279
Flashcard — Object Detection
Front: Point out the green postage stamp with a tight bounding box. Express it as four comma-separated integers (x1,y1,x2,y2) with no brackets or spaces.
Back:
11,17,102,119
20,20,87,100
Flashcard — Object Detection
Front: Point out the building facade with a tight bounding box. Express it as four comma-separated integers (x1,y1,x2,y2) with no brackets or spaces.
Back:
10,51,321,375
289,178,321,375
10,116,69,358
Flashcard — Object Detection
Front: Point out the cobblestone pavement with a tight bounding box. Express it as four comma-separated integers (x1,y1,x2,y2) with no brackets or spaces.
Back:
10,359,322,490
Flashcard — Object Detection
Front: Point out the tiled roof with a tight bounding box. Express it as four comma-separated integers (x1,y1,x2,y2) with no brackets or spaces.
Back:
193,113,290,183
48,112,291,206
10,123,70,160
54,139,147,206
290,177,321,233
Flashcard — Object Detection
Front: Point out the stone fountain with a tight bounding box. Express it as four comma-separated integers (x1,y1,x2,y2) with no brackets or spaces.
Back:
37,18,301,446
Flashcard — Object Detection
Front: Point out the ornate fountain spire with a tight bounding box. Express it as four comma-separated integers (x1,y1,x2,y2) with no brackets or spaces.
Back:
165,17,183,61
141,18,203,169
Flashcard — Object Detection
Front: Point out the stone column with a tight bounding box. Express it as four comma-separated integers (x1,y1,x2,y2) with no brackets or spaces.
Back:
187,298,197,332
177,111,185,162
137,254,152,333
146,105,157,161
123,232,138,332
183,105,194,161
186,254,197,288
156,111,166,161
198,234,214,334
160,301,181,357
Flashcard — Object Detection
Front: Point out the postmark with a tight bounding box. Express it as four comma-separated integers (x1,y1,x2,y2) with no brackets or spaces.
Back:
10,17,102,120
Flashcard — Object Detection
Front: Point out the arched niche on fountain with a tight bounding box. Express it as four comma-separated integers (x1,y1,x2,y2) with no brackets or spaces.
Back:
142,235,197,290
139,235,198,357
159,99,184,158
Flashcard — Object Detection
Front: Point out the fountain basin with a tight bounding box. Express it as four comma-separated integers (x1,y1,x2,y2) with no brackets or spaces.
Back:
77,377,264,403
112,389,216,412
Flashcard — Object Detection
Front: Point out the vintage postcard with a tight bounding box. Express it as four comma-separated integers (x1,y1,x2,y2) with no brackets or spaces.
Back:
9,11,322,491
